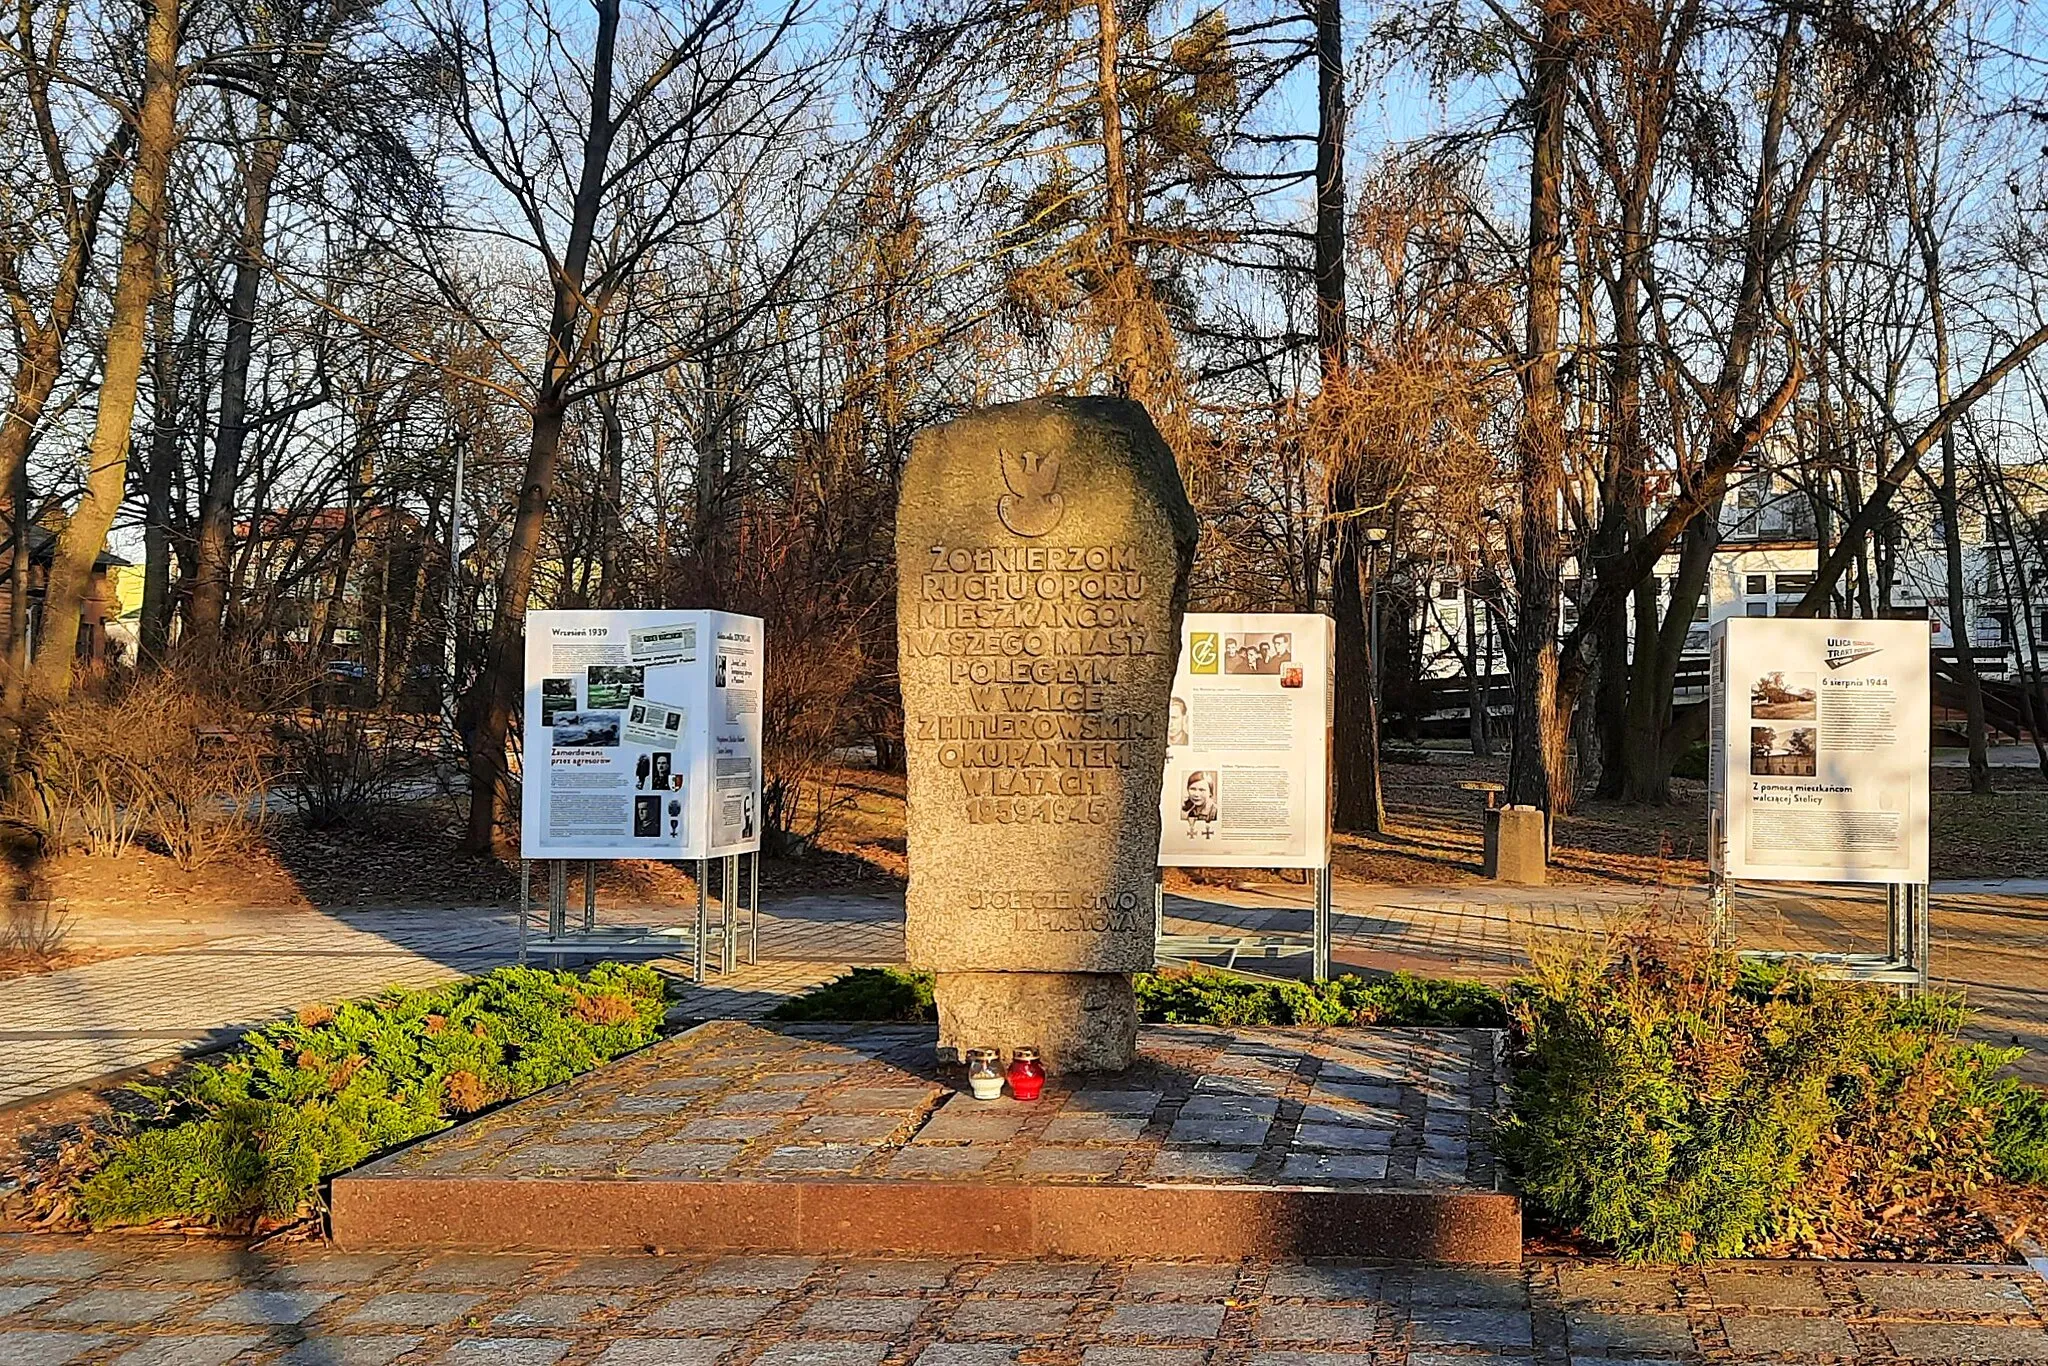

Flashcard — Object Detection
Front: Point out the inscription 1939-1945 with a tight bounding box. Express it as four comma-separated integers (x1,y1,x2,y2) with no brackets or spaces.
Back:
906,537,1163,827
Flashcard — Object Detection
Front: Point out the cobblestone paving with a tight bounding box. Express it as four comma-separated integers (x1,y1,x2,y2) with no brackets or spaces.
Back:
357,1022,1501,1191
8,877,2046,1109
3,1234,2047,1365
0,897,899,1109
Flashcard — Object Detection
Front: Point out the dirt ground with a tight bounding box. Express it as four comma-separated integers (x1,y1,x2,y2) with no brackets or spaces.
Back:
813,754,2048,890
4,752,2043,940
5,788,903,921
1336,752,2048,886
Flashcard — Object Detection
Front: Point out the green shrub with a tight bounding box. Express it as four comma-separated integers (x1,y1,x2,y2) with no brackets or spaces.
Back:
1136,970,1349,1025
75,963,665,1228
1498,933,2045,1262
771,965,1506,1030
1990,1085,2048,1185
1136,967,1508,1028
766,967,936,1021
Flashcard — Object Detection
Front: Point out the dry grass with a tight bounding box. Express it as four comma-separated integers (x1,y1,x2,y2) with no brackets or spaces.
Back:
0,900,116,981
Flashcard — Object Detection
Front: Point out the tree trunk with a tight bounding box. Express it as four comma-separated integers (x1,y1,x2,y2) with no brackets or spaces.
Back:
1590,134,1654,800
1936,437,1991,790
185,113,286,655
1506,0,1572,813
1889,113,1992,791
691,353,725,593
1982,481,2048,781
9,461,31,690
1331,494,1385,832
13,0,181,731
1311,0,1346,378
0,124,133,575
140,275,182,666
462,0,622,850
596,389,624,606
1094,0,1147,398
464,395,570,849
1313,0,1379,830
1622,510,1718,801
1464,583,1490,756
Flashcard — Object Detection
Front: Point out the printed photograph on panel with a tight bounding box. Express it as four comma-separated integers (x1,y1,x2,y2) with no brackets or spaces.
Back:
1223,632,1293,675
1180,769,1219,838
1750,670,1818,720
552,711,621,748
633,794,662,837
1751,724,1817,776
585,664,644,709
540,677,577,725
1167,695,1189,747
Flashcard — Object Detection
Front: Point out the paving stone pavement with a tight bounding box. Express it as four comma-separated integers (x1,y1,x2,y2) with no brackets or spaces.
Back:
352,1021,1501,1191
3,1234,2048,1364
0,898,900,1109
8,876,2047,1108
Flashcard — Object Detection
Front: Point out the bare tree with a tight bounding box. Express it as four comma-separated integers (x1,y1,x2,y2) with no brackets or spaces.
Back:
5,0,188,750
412,0,835,848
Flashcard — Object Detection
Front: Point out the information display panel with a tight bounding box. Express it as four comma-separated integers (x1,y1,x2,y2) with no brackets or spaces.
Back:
1157,612,1333,869
1708,617,1928,884
521,610,763,860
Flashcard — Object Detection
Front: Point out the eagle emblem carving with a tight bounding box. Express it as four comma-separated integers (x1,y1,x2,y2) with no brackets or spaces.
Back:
997,448,1064,537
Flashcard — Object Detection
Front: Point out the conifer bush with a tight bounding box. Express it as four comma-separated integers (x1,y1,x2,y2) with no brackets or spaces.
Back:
1134,966,1508,1027
1498,934,2048,1261
73,963,665,1227
766,966,937,1022
769,965,1508,1029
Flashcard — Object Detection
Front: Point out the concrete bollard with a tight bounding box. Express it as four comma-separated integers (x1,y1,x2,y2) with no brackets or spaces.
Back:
1484,804,1548,886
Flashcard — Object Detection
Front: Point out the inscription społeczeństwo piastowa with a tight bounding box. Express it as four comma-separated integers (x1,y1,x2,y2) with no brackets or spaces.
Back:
897,396,1197,1072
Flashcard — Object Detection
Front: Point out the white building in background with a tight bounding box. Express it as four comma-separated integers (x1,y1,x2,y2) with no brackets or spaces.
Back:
1410,467,2048,707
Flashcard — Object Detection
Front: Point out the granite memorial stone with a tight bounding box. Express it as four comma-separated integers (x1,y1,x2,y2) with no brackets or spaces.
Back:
897,396,1197,1072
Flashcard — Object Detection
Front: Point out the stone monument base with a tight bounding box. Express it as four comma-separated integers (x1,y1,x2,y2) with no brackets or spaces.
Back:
330,1019,1521,1263
935,971,1137,1073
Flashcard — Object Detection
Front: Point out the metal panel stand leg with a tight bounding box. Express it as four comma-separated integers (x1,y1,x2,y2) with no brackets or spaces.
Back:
748,852,759,966
694,859,708,985
1708,873,1730,951
1313,863,1332,981
1887,883,1906,977
549,861,567,968
583,861,596,934
723,855,738,975
1912,882,1930,997
1153,869,1165,958
518,860,529,965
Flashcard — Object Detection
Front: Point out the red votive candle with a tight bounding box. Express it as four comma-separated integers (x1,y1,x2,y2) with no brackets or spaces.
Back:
1007,1048,1044,1101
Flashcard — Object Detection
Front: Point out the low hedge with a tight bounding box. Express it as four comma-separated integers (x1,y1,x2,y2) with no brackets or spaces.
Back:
766,967,936,1022
71,963,666,1228
1134,966,1507,1027
1501,935,2048,1261
772,952,2048,1263
766,965,1506,1029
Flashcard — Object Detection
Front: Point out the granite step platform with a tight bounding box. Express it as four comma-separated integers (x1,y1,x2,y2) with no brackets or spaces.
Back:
330,1021,1521,1263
